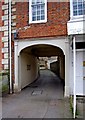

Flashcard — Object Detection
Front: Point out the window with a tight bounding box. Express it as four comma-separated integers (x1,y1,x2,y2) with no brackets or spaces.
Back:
29,0,47,24
72,42,85,49
73,0,85,16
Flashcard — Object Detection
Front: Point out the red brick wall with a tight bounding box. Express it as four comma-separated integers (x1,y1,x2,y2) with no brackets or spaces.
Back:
0,2,2,71
15,2,70,39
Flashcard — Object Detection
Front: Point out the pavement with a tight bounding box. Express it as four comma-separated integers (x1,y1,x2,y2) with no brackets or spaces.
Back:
0,98,2,120
2,70,72,118
76,97,85,119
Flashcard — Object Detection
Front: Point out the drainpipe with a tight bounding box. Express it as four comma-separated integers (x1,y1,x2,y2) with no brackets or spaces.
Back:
8,0,12,93
73,36,76,118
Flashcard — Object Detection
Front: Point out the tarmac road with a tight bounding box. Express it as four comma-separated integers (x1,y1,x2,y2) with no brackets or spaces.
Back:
2,70,72,118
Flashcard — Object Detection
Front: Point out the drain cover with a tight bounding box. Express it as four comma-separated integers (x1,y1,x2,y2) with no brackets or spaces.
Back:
31,90,43,95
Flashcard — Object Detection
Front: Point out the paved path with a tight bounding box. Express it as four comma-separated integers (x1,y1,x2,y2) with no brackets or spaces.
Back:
2,70,72,118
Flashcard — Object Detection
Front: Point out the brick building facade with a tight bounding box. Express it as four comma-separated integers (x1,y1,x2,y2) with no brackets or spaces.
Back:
15,2,70,39
0,1,9,72
0,1,85,96
12,1,70,96
2,1,70,95
0,1,70,73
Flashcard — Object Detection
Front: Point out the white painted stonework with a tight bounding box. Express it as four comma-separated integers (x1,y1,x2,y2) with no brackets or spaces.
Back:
12,30,17,33
4,20,8,26
2,15,8,20
4,42,8,48
2,48,8,53
12,8,16,12
4,31,8,36
12,15,16,20
4,0,9,4
1,26,8,31
67,18,85,35
2,59,8,64
2,37,8,42
0,27,1,32
12,1,16,5
2,4,8,10
14,38,70,97
4,53,8,59
12,22,16,27
4,65,8,70
17,38,66,56
1,3,9,71
4,10,8,15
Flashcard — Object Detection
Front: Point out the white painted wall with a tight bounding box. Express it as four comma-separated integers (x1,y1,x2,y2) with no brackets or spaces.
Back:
83,52,85,76
69,47,73,95
70,50,84,95
69,34,85,96
76,51,83,95
83,51,85,95
20,52,38,89
17,38,66,56
67,18,85,35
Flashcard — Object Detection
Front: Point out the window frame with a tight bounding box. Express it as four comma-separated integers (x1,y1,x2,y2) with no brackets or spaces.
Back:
29,0,47,24
70,0,85,19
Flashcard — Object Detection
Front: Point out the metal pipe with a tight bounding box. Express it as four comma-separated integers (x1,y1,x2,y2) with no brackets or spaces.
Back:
73,36,76,118
8,0,12,93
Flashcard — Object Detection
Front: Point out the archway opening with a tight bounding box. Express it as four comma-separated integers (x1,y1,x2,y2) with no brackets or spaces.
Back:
19,44,65,96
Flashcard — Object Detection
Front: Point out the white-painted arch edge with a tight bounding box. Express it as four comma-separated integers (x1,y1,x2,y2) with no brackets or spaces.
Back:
14,38,67,56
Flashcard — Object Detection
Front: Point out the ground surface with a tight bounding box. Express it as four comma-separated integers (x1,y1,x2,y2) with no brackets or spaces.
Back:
2,70,72,118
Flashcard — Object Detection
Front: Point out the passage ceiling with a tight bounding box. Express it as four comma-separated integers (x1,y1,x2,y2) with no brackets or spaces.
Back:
21,44,64,57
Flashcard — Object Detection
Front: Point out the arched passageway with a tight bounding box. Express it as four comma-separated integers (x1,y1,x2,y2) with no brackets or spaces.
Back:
16,44,65,94
14,38,70,97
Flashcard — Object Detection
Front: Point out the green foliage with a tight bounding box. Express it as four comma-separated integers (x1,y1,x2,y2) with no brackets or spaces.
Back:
69,95,79,118
0,76,2,81
70,95,73,115
0,71,9,95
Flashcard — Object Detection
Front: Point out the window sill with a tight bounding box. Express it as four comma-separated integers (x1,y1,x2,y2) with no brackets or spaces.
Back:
29,20,47,24
69,15,85,22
